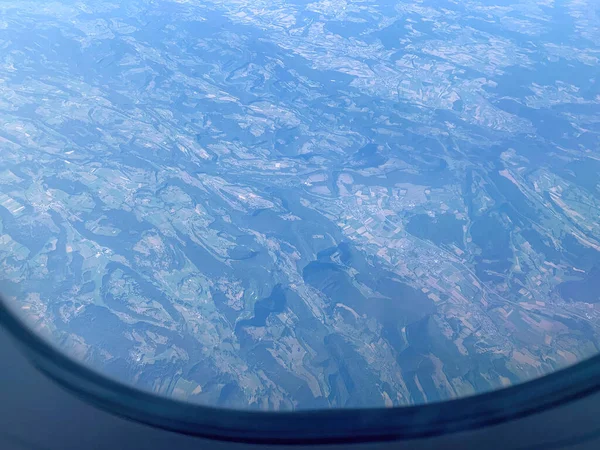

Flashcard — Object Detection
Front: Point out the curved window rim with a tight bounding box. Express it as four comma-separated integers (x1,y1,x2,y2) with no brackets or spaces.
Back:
1,295,599,446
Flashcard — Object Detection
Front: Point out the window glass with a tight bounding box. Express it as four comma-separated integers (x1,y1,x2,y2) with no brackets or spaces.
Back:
0,0,599,411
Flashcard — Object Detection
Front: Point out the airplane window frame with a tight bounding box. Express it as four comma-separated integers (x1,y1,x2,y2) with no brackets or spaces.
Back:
2,294,600,445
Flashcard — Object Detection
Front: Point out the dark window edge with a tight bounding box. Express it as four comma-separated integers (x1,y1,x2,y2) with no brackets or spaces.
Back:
2,295,600,446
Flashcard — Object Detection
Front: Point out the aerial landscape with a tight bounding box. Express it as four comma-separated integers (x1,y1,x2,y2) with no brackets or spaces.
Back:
0,0,599,410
